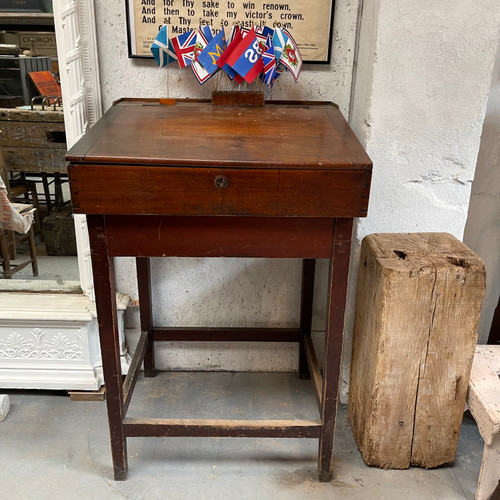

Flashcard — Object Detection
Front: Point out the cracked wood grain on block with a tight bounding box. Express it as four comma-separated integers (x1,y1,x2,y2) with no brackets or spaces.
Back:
348,233,486,469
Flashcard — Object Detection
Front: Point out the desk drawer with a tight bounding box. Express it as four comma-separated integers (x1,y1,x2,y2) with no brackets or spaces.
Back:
69,164,370,217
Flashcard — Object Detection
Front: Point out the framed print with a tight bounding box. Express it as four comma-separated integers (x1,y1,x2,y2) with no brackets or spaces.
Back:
125,0,335,64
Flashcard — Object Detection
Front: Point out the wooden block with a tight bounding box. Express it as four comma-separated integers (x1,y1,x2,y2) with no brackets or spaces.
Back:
159,98,176,106
69,386,106,402
349,233,486,469
212,91,264,106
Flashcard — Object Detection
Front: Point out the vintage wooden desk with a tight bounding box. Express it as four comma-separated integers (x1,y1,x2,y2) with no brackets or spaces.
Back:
66,98,372,481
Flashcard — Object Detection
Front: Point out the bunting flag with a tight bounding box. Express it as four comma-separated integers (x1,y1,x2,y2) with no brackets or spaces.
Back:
191,26,214,85
226,27,263,84
261,34,276,87
216,26,243,82
171,29,196,68
272,27,288,63
280,29,303,82
150,26,177,67
197,29,226,76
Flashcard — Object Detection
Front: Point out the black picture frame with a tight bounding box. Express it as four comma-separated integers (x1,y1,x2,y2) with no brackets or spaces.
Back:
125,0,335,65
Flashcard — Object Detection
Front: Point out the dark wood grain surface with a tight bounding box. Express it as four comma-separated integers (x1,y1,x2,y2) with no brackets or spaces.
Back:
67,100,371,170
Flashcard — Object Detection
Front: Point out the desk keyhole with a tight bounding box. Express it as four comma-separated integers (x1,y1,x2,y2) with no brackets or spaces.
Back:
215,175,229,189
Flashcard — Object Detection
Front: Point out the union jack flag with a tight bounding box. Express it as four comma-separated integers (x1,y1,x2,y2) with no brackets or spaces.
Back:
171,29,197,68
261,35,276,87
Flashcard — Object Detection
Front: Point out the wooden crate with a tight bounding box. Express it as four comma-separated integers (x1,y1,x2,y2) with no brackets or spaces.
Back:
349,233,486,469
42,207,77,256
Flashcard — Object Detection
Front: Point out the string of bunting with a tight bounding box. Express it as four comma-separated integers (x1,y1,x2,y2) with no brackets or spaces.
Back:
150,22,303,89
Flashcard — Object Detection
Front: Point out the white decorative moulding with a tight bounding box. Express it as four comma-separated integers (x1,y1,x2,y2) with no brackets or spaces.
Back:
0,293,130,390
0,328,84,360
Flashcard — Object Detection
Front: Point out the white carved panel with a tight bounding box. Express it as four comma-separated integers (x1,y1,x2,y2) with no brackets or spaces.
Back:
0,328,84,361
0,293,129,390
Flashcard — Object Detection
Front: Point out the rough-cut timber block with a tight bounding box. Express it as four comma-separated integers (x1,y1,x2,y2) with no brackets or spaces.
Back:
349,233,486,469
0,394,10,421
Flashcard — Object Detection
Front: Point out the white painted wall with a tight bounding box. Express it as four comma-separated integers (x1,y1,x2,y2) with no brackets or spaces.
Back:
464,39,500,344
344,0,500,396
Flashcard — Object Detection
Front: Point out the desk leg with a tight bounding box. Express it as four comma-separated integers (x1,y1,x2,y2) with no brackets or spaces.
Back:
87,215,128,481
136,257,156,377
299,259,315,379
318,218,353,482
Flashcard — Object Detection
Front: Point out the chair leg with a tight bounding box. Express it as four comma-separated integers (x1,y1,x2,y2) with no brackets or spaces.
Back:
28,226,38,276
41,173,52,214
476,433,500,500
0,231,12,279
30,189,44,242
7,231,16,260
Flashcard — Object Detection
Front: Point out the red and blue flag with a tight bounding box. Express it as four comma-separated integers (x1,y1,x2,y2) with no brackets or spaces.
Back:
216,26,243,82
226,27,263,84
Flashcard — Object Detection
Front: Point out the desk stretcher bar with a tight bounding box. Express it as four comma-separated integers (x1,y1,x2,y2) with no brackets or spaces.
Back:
123,418,322,438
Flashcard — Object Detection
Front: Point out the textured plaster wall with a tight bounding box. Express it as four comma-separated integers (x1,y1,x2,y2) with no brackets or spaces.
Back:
464,39,500,344
344,0,500,396
95,0,360,371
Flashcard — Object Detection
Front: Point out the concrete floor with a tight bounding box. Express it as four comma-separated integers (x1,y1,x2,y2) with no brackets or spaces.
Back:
1,372,483,499
0,242,80,292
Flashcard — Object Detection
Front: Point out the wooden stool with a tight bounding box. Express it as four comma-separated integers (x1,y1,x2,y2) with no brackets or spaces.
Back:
467,345,500,500
349,233,486,469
